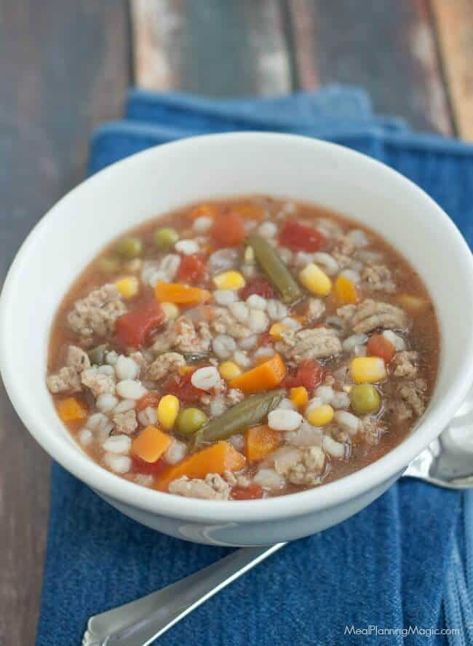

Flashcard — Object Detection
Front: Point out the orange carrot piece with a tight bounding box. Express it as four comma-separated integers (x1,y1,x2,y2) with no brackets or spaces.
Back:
56,397,87,423
131,426,172,463
334,274,359,304
155,441,246,491
228,354,286,394
154,282,211,306
245,425,281,462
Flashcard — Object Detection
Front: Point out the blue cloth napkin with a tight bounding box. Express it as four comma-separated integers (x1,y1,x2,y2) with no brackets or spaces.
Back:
37,87,473,646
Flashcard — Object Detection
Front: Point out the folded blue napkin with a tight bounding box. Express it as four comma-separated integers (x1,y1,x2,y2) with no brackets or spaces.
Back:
37,87,473,646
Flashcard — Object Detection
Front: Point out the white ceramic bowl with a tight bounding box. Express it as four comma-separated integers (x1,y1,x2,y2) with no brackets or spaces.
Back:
2,133,473,546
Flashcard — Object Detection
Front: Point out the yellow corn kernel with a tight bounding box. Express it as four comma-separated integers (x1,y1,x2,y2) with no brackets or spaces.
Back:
161,302,179,321
299,263,332,296
115,276,139,299
157,394,180,430
178,365,192,376
219,361,242,381
351,356,387,384
334,274,358,304
306,404,334,427
269,322,288,340
213,270,246,290
290,386,309,410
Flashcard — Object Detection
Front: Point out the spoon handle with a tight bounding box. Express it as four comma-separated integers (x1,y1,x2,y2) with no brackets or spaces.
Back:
82,542,285,646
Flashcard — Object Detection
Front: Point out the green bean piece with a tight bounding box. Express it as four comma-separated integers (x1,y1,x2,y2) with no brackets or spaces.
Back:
350,384,381,415
194,390,284,446
115,236,143,259
154,227,179,250
98,256,120,274
87,344,109,366
177,408,208,436
248,234,302,304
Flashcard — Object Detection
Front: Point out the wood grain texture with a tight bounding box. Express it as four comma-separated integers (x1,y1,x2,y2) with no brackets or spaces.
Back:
131,0,291,95
287,0,453,134
0,1,130,644
431,0,473,140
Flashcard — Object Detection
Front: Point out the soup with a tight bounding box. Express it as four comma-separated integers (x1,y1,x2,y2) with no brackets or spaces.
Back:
46,197,439,500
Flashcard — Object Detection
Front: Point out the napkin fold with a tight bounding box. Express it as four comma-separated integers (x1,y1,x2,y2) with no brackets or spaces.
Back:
37,87,473,646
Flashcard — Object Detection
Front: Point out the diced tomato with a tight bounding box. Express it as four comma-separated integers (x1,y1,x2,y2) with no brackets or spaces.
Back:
177,254,207,283
239,277,275,300
278,220,326,252
284,359,325,392
164,370,205,404
231,484,264,500
136,391,161,412
131,455,167,476
115,299,164,349
211,212,246,248
367,334,396,363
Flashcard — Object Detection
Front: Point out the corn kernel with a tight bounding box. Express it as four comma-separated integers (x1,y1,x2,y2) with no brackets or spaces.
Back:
115,276,139,299
290,386,309,409
213,270,246,290
161,302,179,320
269,322,288,340
157,394,180,430
218,361,242,381
351,356,387,384
334,274,358,304
299,263,332,296
178,365,192,376
306,404,334,427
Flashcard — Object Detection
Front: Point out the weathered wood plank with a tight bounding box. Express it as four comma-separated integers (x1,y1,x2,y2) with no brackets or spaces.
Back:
131,0,291,95
287,0,453,134
431,0,473,140
0,2,130,644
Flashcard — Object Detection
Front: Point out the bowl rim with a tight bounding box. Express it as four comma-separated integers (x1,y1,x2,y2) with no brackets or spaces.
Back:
2,131,473,523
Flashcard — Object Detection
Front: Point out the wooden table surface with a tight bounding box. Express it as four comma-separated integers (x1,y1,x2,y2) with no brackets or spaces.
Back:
1,1,472,643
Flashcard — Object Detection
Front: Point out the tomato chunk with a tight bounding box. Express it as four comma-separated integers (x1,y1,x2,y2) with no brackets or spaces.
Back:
231,484,264,500
164,370,205,404
131,456,167,475
239,277,275,300
284,359,325,391
136,391,161,412
177,254,206,283
211,212,246,247
115,299,164,349
367,334,396,363
278,220,326,252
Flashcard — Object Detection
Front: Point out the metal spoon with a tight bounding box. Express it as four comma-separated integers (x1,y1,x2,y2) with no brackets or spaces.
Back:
83,413,473,645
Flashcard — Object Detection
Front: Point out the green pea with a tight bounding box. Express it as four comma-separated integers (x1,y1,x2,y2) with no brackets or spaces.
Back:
177,408,208,436
115,236,143,259
350,384,381,415
98,256,120,274
153,227,179,250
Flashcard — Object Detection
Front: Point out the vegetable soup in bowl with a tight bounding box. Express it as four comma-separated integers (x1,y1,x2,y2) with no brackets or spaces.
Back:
1,133,473,545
